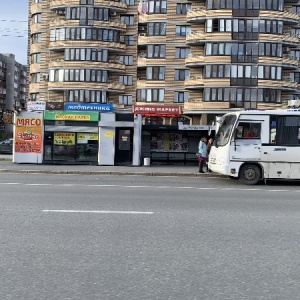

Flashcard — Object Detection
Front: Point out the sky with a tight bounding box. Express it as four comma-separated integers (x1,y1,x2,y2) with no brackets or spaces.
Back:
0,0,28,65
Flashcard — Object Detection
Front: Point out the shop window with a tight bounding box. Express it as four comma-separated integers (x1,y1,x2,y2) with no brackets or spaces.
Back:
145,117,163,125
171,117,190,125
150,132,188,151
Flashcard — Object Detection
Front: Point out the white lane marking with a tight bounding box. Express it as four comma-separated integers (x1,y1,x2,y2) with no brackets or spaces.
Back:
43,210,154,215
1,182,300,193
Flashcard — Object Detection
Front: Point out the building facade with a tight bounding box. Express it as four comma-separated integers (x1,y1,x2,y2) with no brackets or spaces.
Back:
0,53,27,136
27,0,300,163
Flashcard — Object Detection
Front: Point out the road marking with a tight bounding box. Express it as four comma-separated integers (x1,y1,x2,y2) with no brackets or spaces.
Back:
43,210,154,215
1,182,300,193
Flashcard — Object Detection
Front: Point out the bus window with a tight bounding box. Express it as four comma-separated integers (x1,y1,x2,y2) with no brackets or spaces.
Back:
216,114,237,147
236,122,261,139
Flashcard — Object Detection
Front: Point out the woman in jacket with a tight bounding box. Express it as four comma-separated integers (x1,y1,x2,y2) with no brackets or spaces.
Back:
198,137,207,173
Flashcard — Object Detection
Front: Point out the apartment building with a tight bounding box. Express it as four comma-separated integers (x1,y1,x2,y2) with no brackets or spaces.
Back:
27,0,300,164
0,53,27,135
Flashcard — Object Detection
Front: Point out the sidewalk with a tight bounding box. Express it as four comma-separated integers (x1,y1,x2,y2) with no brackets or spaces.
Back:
0,155,221,177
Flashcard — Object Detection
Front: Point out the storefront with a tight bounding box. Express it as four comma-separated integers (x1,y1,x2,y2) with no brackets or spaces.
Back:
13,107,142,166
133,105,215,165
43,110,99,164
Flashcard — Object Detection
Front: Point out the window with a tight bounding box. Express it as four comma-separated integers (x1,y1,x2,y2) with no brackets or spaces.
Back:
176,3,191,14
175,47,190,58
137,89,165,102
291,72,300,83
32,13,41,23
146,66,165,80
259,20,283,34
31,73,40,83
148,22,166,36
31,53,41,63
174,91,189,103
32,33,41,44
50,69,108,82
80,0,94,4
65,48,108,62
236,122,261,139
148,0,167,13
270,116,300,145
147,44,166,58
124,35,134,45
30,93,39,101
206,19,231,32
120,15,135,25
119,75,133,85
66,90,107,103
176,25,191,36
174,69,190,80
119,95,133,105
119,55,133,65
121,0,134,5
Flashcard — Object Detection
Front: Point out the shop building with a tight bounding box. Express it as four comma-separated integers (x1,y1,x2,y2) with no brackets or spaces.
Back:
13,108,142,166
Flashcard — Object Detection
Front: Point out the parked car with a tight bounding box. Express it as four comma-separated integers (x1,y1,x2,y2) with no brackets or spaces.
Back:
0,138,13,154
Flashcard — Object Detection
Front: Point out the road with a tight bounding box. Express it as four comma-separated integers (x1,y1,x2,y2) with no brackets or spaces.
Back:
1,173,300,300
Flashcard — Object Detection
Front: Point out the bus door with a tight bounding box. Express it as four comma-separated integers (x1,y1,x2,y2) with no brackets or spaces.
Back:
230,116,268,162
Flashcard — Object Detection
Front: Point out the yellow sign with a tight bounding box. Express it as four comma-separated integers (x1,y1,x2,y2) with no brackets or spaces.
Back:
54,114,91,121
104,131,114,138
54,132,75,145
77,133,99,143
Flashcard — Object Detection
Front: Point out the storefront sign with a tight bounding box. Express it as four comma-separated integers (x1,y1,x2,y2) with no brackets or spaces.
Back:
178,124,216,130
44,111,99,122
132,105,182,116
46,102,64,111
54,132,75,145
65,103,113,112
15,117,43,153
27,101,46,111
104,131,114,138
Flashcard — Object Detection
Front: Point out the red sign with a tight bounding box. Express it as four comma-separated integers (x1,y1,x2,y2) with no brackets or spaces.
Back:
132,105,182,116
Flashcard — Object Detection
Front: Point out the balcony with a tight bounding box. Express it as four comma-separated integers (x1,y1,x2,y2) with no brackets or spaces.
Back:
259,55,299,69
186,31,231,45
184,101,231,110
187,8,232,23
137,80,166,88
185,77,230,89
138,34,166,45
260,33,299,46
48,60,126,72
185,55,230,67
49,40,126,51
137,57,166,66
50,0,127,11
258,79,298,91
47,81,125,92
260,9,300,25
49,17,127,31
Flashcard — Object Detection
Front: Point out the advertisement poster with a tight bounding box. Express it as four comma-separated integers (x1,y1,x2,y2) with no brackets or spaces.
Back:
15,117,43,153
151,132,188,152
77,133,98,143
54,132,75,145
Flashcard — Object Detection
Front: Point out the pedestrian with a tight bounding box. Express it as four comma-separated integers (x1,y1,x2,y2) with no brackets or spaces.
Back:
206,138,213,172
197,137,207,173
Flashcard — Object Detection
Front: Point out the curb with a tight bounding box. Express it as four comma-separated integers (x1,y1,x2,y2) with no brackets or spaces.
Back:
0,168,224,177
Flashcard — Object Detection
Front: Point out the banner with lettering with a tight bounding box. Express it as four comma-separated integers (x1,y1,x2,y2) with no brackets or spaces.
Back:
15,117,43,153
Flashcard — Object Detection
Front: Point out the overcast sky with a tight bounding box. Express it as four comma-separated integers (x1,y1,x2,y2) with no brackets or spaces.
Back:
0,0,28,65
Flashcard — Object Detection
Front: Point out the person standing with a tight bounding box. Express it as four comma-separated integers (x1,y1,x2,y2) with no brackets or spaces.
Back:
198,137,207,173
206,138,213,172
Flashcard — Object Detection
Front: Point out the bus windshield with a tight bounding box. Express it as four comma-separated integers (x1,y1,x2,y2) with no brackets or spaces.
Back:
215,114,237,147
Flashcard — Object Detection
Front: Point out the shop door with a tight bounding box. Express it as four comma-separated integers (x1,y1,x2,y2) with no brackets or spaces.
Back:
115,128,133,165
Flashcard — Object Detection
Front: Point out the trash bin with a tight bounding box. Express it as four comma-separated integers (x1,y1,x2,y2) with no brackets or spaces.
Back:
143,157,150,166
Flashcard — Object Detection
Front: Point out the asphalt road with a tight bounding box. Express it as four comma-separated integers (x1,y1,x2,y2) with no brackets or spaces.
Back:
1,173,300,300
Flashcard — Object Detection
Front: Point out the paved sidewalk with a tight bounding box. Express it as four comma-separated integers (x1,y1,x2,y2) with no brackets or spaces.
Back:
0,155,221,177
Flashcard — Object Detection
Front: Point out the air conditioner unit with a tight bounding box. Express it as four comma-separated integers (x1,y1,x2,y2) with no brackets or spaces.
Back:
57,10,65,16
140,26,146,30
111,12,117,16
120,36,125,43
43,74,49,81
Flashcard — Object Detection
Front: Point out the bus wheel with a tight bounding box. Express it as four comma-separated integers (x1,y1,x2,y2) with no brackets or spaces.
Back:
239,164,261,185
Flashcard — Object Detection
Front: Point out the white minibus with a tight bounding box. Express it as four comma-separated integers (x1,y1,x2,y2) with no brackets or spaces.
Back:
208,109,300,184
